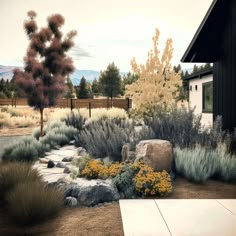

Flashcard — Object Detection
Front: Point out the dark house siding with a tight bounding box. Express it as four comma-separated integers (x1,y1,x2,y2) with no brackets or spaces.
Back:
213,0,236,131
181,0,236,131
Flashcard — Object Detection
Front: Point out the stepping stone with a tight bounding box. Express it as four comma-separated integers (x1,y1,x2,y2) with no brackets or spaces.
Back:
60,145,77,150
119,200,170,236
38,168,64,174
39,158,49,164
155,199,236,236
46,154,64,162
49,149,76,157
42,173,68,183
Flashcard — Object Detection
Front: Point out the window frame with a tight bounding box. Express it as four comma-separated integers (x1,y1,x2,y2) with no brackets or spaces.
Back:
202,81,213,113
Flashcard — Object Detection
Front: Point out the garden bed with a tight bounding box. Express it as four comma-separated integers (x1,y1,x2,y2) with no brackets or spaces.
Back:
0,178,235,236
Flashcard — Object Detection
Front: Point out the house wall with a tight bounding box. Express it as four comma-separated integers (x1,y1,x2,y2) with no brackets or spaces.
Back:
189,74,213,128
213,0,236,131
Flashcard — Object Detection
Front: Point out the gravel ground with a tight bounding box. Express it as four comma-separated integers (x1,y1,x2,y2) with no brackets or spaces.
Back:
0,135,27,159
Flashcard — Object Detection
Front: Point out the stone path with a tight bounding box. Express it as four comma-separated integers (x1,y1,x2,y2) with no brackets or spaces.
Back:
120,199,236,236
33,144,80,183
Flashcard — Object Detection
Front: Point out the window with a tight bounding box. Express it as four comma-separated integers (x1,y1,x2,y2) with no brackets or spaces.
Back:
202,81,213,113
189,85,192,91
195,85,198,91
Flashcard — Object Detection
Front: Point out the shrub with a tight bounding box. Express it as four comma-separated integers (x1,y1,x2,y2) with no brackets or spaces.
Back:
39,124,77,148
63,111,86,130
174,145,236,183
75,118,134,161
6,182,63,226
81,159,109,179
112,163,136,198
2,136,48,162
0,162,41,201
133,166,172,196
145,105,203,148
33,121,65,140
40,131,70,148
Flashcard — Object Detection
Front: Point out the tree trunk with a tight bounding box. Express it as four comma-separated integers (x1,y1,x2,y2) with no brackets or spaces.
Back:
40,108,44,137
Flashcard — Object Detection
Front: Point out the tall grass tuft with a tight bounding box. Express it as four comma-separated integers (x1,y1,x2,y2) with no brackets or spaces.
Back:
6,182,63,226
75,118,133,161
0,162,42,201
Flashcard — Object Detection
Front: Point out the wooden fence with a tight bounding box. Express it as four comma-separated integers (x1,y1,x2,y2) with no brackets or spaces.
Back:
0,98,132,114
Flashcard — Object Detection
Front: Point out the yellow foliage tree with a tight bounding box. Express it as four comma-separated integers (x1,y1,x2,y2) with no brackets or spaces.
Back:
125,29,181,113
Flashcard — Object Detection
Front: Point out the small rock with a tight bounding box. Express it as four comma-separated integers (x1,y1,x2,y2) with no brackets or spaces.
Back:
56,162,66,168
62,157,74,162
64,197,78,207
47,160,55,168
64,166,71,174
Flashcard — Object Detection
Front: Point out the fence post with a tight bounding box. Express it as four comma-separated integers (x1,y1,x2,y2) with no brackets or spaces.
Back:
107,98,109,110
14,97,16,107
127,97,130,110
89,101,91,118
70,98,74,111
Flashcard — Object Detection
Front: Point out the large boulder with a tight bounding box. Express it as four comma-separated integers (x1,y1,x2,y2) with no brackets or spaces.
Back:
77,180,120,206
135,139,173,172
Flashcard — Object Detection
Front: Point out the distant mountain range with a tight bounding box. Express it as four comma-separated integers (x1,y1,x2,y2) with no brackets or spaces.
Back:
0,65,192,86
0,65,104,85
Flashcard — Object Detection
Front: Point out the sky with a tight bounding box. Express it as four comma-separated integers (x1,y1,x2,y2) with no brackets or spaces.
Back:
0,0,213,72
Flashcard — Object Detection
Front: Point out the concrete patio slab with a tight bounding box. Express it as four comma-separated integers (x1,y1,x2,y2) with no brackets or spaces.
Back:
119,200,170,236
120,200,236,236
217,199,236,216
156,200,236,236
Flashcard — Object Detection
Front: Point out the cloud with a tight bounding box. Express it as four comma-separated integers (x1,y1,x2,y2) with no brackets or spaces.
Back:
70,45,93,59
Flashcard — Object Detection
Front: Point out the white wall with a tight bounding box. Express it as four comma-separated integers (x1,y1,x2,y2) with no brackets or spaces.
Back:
189,74,213,128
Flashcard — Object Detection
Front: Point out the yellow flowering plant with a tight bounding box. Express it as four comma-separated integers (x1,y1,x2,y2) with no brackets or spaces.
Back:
81,159,172,197
133,166,172,196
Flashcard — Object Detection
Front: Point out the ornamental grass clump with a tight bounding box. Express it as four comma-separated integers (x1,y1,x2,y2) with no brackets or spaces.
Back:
6,182,63,226
174,147,218,183
174,144,236,183
63,111,86,130
0,162,41,202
